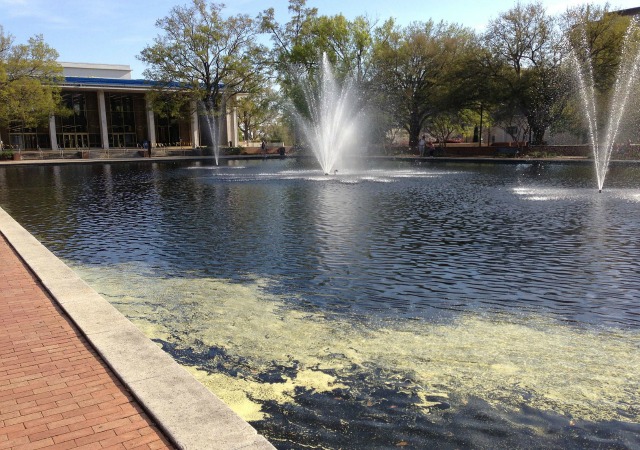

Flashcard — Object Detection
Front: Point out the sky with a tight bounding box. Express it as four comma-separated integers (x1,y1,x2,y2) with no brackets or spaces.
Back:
1,0,639,78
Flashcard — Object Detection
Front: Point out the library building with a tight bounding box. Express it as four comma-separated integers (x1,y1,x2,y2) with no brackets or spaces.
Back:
1,62,241,152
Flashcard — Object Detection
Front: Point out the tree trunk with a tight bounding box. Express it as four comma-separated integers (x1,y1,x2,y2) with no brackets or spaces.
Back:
532,126,546,145
408,113,421,149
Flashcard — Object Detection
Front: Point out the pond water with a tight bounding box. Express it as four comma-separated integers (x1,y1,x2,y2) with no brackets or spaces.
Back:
1,159,639,449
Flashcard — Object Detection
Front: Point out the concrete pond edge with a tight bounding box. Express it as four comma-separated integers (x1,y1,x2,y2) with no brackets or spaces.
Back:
0,206,274,450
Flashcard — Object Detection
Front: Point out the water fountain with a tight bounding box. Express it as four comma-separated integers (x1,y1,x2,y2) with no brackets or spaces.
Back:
200,100,220,165
569,18,640,192
293,54,364,175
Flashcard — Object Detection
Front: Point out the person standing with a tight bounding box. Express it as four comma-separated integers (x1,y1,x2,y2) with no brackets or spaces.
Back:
418,135,426,157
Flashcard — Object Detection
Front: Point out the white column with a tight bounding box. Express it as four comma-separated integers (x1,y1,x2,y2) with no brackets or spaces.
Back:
191,101,200,148
48,115,58,150
97,90,109,149
224,103,233,147
145,96,156,147
230,105,239,147
217,95,228,147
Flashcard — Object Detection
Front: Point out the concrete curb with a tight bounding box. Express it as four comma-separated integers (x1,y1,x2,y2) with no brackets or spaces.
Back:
0,206,275,450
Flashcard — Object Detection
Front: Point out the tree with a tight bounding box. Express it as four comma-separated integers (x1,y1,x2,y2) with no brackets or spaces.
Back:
259,0,377,147
484,1,570,145
236,87,281,143
427,109,474,146
0,26,63,140
138,0,264,145
311,14,376,82
371,19,478,147
562,4,632,92
259,0,319,75
260,0,377,80
560,5,637,142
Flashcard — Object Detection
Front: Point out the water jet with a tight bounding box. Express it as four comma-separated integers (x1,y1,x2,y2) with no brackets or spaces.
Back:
200,100,220,165
293,54,363,175
569,18,640,192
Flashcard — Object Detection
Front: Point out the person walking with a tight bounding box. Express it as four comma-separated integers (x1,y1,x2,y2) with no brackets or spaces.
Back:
418,135,426,157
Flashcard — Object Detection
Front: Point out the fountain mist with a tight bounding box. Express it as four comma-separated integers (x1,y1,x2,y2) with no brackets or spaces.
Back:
294,54,363,175
570,18,640,191
200,101,220,165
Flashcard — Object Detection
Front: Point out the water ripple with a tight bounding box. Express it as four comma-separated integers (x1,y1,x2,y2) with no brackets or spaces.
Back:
1,160,640,331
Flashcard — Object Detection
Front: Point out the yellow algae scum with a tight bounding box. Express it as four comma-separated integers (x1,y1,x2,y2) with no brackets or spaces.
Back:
73,263,640,425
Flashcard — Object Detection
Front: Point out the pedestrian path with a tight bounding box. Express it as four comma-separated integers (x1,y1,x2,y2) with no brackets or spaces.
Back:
0,205,275,450
0,234,174,449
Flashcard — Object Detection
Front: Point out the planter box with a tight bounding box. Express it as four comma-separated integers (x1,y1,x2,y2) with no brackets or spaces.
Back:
12,153,22,161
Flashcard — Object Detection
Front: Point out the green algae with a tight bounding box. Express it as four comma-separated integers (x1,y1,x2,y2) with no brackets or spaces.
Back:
73,262,640,425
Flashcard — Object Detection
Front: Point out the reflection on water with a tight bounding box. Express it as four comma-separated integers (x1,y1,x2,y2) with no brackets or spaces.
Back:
1,160,640,448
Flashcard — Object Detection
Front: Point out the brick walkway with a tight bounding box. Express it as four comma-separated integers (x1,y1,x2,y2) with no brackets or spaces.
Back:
0,234,174,450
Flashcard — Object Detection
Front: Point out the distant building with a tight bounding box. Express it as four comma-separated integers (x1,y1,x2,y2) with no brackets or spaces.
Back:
618,7,640,17
1,62,241,151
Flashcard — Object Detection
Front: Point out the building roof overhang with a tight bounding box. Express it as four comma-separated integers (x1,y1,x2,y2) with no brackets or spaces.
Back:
61,77,157,92
61,76,226,94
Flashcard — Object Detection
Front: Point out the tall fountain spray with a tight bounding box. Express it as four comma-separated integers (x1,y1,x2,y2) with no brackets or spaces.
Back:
200,101,220,165
569,18,640,192
294,54,363,175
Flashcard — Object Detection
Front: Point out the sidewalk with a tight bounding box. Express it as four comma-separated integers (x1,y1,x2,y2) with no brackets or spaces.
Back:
0,233,174,449
0,207,275,450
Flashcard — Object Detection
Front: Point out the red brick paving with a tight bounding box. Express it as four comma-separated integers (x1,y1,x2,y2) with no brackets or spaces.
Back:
0,234,175,449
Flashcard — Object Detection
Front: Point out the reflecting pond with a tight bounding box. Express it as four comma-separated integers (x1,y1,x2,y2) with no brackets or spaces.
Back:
1,159,639,449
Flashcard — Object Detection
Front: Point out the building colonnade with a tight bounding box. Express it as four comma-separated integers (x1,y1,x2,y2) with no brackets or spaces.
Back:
1,64,241,152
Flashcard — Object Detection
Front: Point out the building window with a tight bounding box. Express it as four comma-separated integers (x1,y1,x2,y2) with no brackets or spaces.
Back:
105,93,147,147
8,122,50,150
56,92,100,148
156,116,181,146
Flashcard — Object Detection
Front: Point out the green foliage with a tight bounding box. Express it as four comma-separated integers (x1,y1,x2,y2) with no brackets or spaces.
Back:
258,0,378,146
236,87,282,142
562,5,632,93
259,0,320,74
0,150,13,160
483,1,570,145
0,26,63,129
147,90,194,121
138,0,265,118
560,5,638,142
222,146,243,155
527,150,559,158
2,0,634,152
259,116,294,145
370,19,480,147
427,109,475,145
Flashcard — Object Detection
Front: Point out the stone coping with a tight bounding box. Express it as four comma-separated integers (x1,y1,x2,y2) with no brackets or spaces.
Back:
0,206,275,450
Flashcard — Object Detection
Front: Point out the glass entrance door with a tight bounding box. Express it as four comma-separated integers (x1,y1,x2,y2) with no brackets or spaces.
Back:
60,133,90,148
109,133,137,148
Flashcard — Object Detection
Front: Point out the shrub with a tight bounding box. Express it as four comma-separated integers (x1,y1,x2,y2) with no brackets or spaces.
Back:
0,150,14,160
223,146,243,155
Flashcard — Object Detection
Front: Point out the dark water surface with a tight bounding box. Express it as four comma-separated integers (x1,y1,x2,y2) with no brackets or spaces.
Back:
1,159,639,449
